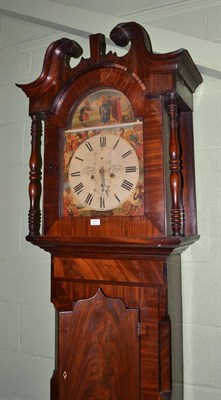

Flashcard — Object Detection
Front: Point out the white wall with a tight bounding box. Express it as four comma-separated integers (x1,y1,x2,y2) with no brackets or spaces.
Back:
0,16,58,400
0,5,220,400
182,75,221,400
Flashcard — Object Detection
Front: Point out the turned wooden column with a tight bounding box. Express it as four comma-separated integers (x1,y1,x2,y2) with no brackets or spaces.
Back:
28,114,42,236
168,95,183,236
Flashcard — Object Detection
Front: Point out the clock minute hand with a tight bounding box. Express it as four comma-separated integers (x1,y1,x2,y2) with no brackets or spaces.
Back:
99,167,105,191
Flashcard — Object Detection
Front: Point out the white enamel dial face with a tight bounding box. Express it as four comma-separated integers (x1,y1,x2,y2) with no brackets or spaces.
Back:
68,133,139,212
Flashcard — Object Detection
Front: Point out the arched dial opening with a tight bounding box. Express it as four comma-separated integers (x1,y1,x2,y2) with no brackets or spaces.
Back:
62,88,144,217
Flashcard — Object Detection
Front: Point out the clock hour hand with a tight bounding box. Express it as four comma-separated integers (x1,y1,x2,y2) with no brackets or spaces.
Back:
99,167,110,196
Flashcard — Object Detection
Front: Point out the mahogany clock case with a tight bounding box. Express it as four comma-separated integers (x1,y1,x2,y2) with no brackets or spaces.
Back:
17,21,202,400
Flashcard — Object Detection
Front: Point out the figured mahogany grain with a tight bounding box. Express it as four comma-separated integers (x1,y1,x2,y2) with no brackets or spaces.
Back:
54,289,140,400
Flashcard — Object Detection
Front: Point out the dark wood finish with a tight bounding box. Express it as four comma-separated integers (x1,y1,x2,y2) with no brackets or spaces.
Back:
52,289,140,400
17,22,202,400
28,115,42,236
168,95,182,236
168,254,184,400
51,255,171,399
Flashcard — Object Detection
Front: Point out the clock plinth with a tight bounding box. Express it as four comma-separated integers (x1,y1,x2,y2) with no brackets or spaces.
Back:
18,22,202,400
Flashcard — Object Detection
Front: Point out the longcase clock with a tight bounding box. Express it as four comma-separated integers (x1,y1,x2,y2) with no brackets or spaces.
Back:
17,22,202,400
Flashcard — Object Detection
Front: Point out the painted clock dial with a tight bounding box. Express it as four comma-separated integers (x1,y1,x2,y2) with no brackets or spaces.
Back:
68,132,140,212
62,88,144,217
